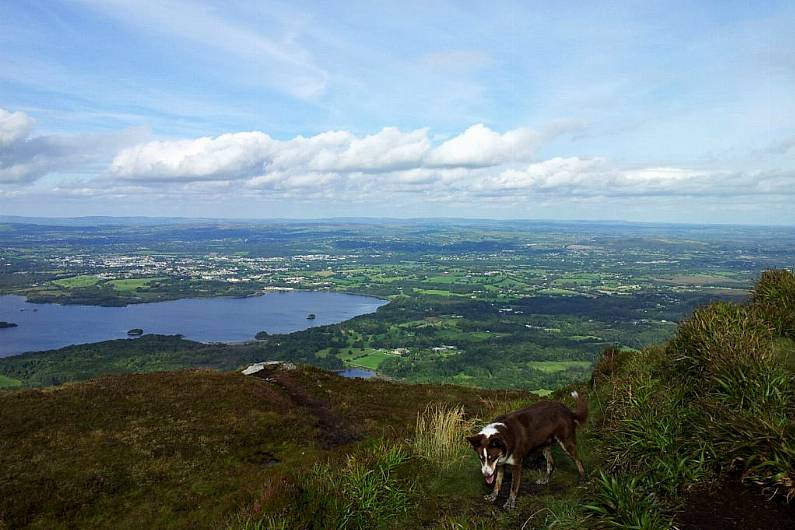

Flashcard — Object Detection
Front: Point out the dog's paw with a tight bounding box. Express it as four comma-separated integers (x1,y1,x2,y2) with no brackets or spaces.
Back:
502,497,516,510
535,477,549,485
484,492,498,502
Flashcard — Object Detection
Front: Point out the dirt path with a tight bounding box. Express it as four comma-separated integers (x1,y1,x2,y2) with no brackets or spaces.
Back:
265,371,361,449
677,483,795,530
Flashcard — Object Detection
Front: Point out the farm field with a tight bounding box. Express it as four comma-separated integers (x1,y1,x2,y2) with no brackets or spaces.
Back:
1,218,793,391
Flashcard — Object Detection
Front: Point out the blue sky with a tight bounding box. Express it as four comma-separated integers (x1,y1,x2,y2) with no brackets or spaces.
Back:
1,0,794,223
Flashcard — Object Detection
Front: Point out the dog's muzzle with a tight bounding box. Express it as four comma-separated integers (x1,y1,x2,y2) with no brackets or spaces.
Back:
484,471,495,484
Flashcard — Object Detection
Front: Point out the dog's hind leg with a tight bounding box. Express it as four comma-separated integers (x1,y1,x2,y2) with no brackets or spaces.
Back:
557,438,585,481
485,465,504,502
503,464,522,510
536,446,554,485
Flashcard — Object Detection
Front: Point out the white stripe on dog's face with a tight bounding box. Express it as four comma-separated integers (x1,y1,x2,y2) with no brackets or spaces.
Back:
481,449,496,477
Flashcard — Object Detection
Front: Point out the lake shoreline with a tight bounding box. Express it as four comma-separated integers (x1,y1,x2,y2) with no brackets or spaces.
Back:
3,287,388,308
0,292,387,358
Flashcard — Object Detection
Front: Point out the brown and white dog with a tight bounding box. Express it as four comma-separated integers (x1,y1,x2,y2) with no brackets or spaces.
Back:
467,391,587,510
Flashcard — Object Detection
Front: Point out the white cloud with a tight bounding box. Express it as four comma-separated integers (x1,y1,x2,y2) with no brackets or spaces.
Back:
110,132,273,181
6,109,793,207
0,108,35,147
328,127,430,172
110,127,433,181
0,107,147,184
426,124,542,167
479,157,743,197
104,125,795,201
270,128,430,173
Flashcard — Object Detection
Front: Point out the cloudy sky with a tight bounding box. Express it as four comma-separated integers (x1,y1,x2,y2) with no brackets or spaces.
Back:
1,0,794,223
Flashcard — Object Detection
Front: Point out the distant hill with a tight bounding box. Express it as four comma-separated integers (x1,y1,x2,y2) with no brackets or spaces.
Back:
0,215,214,226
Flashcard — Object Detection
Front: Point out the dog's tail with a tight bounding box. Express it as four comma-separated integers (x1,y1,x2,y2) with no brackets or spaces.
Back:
570,391,588,426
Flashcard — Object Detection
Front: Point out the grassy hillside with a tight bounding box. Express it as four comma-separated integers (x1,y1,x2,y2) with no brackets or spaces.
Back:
1,270,794,529
0,367,542,529
581,269,795,528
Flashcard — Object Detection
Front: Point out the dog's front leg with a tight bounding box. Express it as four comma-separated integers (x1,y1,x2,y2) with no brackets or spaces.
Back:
503,463,522,510
484,465,504,502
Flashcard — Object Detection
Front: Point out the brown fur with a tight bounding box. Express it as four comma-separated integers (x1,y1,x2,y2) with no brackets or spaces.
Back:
467,392,587,509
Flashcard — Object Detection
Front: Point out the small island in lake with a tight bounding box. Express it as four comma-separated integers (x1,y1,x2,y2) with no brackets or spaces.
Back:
306,313,316,320
127,328,144,336
0,321,18,329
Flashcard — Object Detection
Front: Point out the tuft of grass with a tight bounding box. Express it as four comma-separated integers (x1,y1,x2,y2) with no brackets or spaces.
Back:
304,442,415,529
233,441,415,529
752,269,795,338
532,498,591,529
667,301,775,379
413,403,475,469
429,516,493,529
590,345,630,386
584,472,671,530
226,514,289,530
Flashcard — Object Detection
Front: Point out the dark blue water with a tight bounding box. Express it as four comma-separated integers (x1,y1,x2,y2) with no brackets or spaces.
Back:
0,292,386,357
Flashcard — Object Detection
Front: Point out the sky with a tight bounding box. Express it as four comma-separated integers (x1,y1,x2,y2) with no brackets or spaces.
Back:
1,0,794,224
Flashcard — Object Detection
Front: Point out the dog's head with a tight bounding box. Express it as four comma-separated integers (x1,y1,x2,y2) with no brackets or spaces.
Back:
467,431,506,485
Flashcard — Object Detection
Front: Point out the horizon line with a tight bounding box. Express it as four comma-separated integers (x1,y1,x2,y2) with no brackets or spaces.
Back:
2,214,794,229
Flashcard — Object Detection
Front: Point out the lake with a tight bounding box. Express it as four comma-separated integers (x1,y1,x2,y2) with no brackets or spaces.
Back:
0,292,386,357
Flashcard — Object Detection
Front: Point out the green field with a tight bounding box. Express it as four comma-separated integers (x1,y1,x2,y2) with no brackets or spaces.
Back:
52,275,102,288
1,218,789,391
412,288,464,297
107,277,164,291
538,287,581,296
0,374,22,389
527,360,593,373
340,348,394,369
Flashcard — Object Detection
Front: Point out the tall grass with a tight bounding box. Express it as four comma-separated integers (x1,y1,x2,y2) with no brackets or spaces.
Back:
533,498,591,529
752,269,795,338
237,442,415,529
588,270,795,527
301,442,414,529
584,472,670,530
667,301,775,379
413,403,475,469
227,514,289,530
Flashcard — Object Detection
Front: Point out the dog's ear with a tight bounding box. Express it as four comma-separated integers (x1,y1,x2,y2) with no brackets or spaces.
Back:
466,434,483,448
489,436,506,451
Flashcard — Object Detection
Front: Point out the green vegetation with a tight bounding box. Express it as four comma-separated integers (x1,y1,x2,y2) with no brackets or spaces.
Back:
527,360,593,373
412,403,474,470
3,219,790,391
52,274,101,288
1,269,793,528
107,277,165,292
1,220,794,526
0,367,530,529
0,333,349,387
0,374,22,388
585,269,795,527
